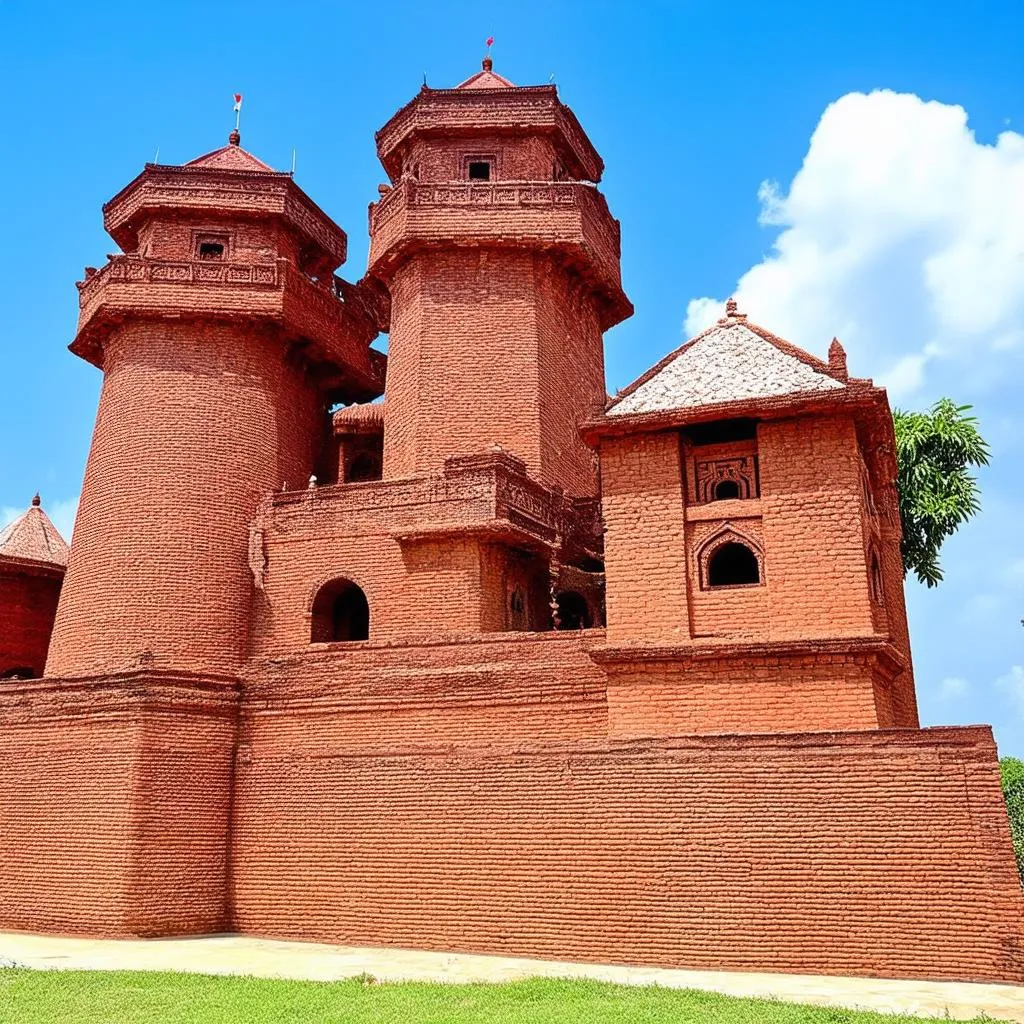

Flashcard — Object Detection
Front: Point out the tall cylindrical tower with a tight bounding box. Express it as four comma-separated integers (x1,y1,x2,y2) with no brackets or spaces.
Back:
47,135,384,678
368,60,632,497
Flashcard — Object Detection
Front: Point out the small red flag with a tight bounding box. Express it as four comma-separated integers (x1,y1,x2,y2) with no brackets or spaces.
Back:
486,36,494,47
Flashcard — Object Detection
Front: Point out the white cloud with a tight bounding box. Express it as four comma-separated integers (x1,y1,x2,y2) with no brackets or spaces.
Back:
997,665,1024,718
685,90,1024,402
938,676,970,700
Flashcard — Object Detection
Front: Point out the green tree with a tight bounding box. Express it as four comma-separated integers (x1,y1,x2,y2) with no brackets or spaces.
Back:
893,399,990,587
999,756,1024,884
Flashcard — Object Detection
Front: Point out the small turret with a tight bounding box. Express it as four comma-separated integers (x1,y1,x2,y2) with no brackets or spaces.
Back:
0,495,69,679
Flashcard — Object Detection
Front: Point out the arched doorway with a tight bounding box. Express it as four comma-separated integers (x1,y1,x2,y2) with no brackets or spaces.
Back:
310,578,370,642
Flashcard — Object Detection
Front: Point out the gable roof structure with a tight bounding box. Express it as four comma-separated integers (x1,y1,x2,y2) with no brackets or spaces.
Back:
0,496,69,573
608,302,847,418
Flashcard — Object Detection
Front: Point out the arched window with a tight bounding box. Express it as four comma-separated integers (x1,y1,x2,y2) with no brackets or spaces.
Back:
555,591,591,630
310,578,370,643
707,542,760,587
713,479,741,500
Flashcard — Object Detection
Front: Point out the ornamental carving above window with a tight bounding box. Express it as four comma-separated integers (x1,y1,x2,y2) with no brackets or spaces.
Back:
694,456,759,503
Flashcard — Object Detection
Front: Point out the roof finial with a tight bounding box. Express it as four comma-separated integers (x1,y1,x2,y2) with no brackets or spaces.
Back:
828,337,849,381
483,34,494,71
230,92,243,146
725,297,739,317
31,493,41,507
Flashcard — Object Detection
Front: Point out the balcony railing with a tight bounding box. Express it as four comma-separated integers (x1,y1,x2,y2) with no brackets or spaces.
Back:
73,255,385,398
373,179,618,248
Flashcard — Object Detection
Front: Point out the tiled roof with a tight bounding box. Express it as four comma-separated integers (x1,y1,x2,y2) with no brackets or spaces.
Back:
608,306,845,417
333,401,384,432
0,497,70,569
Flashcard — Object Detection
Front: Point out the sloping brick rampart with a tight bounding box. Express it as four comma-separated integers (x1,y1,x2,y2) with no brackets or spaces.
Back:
0,673,237,936
230,710,1023,983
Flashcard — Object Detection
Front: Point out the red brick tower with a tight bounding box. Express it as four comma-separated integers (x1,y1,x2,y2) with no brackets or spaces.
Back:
0,495,69,679
369,59,632,497
46,133,384,678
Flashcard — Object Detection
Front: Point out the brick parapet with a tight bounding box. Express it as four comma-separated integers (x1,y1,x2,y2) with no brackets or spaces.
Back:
73,255,384,401
368,179,630,330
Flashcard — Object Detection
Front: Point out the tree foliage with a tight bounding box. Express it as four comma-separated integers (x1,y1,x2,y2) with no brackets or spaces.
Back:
999,757,1024,884
893,399,989,587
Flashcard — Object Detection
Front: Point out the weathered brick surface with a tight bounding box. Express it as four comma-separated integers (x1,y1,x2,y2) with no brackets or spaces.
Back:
231,721,1023,982
0,68,1017,984
0,673,237,936
47,321,323,678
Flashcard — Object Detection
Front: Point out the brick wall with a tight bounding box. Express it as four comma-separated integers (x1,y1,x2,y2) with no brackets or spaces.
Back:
601,432,690,643
230,717,1023,982
380,250,602,496
760,416,875,640
0,673,237,937
0,567,62,677
603,647,895,737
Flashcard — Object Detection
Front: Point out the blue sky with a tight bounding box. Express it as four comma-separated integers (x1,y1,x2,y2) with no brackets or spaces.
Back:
1,1,1021,752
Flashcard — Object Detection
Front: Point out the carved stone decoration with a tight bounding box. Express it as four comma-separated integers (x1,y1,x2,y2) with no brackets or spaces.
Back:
695,455,759,503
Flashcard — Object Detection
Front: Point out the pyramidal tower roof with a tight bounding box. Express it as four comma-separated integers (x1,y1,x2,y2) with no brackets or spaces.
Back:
0,495,70,571
455,57,516,90
184,130,280,173
608,301,848,417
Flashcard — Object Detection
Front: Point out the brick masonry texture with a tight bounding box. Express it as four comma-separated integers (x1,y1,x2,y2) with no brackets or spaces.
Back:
0,63,1020,984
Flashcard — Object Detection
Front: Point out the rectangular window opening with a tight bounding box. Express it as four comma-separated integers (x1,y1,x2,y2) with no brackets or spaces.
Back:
198,241,225,260
468,161,491,181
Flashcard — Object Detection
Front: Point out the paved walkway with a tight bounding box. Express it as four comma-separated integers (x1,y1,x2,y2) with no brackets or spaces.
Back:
2,931,1022,1021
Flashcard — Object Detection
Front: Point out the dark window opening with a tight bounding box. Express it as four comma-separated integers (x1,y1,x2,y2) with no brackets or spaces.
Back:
1,666,37,680
468,161,491,181
713,479,741,500
870,552,884,604
555,591,591,630
685,418,758,446
311,578,370,643
198,241,225,260
707,542,760,587
347,453,382,483
577,557,605,574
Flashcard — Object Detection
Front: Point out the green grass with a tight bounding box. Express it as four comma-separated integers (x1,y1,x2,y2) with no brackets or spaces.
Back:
0,970,1005,1024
